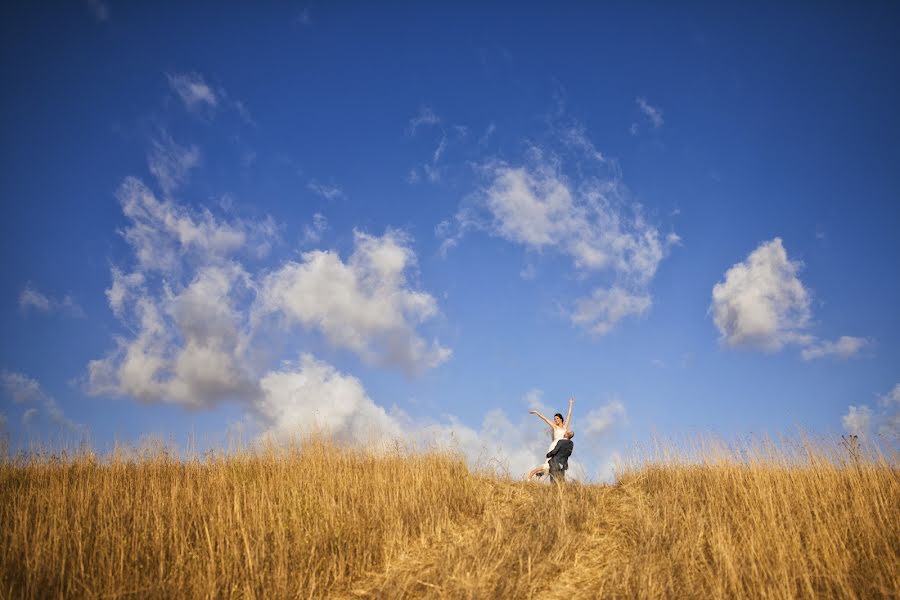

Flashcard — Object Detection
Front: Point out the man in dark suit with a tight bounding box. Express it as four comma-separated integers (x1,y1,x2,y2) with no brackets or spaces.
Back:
547,429,574,484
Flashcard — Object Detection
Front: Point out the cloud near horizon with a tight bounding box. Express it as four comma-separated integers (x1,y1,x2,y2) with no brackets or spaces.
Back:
842,383,899,442
1,370,83,432
82,171,624,479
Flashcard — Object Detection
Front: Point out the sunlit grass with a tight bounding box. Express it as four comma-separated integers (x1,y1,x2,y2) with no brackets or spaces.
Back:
1,436,897,598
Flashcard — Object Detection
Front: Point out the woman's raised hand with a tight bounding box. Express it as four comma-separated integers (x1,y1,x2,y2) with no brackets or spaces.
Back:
528,410,538,415
569,397,575,404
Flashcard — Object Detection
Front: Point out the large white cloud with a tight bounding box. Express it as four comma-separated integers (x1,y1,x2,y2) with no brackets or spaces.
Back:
711,238,869,358
255,230,451,375
711,238,813,350
257,354,402,444
90,178,450,410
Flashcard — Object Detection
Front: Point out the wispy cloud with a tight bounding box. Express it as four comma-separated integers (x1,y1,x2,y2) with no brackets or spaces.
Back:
306,179,345,200
407,105,441,136
636,97,664,128
19,284,84,318
801,336,868,361
437,109,676,335
300,213,328,245
1,370,84,432
147,131,201,195
167,72,218,112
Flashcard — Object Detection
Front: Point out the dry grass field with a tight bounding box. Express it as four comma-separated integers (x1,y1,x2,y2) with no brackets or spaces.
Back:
1,437,897,599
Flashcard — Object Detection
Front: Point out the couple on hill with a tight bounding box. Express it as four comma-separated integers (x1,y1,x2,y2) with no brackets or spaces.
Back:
527,397,575,483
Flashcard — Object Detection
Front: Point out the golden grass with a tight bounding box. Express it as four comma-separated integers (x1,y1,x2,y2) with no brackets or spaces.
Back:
1,438,897,599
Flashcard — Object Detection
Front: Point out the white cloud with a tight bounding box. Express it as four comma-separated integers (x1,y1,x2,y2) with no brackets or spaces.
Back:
19,286,50,312
479,122,497,146
147,132,201,195
439,124,675,336
117,176,273,273
407,105,441,135
842,384,899,442
711,238,813,351
19,284,84,317
801,336,868,361
711,238,868,358
256,230,451,375
257,354,402,443
561,124,604,162
479,161,673,284
167,72,218,112
571,286,651,336
300,213,328,245
91,179,447,413
1,370,83,431
636,97,664,128
582,400,627,436
1,370,44,403
306,180,345,200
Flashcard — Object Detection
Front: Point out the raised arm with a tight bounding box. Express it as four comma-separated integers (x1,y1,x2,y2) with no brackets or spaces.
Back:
528,410,554,428
563,397,574,429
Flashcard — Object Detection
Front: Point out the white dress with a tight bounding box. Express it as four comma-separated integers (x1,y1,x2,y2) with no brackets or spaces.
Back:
540,426,567,472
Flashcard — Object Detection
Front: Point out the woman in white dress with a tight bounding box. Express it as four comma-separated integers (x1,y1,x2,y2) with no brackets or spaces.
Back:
527,397,574,480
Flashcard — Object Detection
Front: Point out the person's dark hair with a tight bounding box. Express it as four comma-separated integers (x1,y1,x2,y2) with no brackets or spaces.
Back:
554,412,564,423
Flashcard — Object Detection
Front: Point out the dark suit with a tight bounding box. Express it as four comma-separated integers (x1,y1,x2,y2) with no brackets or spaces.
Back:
547,438,573,483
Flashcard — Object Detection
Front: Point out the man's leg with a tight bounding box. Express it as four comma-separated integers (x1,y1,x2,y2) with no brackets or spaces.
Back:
549,464,565,485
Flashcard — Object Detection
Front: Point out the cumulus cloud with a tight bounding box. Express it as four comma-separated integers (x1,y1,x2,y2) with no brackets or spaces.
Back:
439,141,676,335
167,72,218,112
711,238,868,358
842,384,899,442
147,132,201,195
88,178,279,406
18,284,84,317
571,286,651,336
116,176,274,273
636,97,664,128
801,336,868,361
1,370,83,431
255,230,451,375
257,354,402,443
711,238,813,351
480,161,673,283
91,177,448,413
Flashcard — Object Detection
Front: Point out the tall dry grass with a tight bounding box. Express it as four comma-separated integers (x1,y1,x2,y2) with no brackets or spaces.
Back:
1,437,897,599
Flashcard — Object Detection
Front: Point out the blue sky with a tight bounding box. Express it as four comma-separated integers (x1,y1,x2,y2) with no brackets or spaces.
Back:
2,2,898,477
